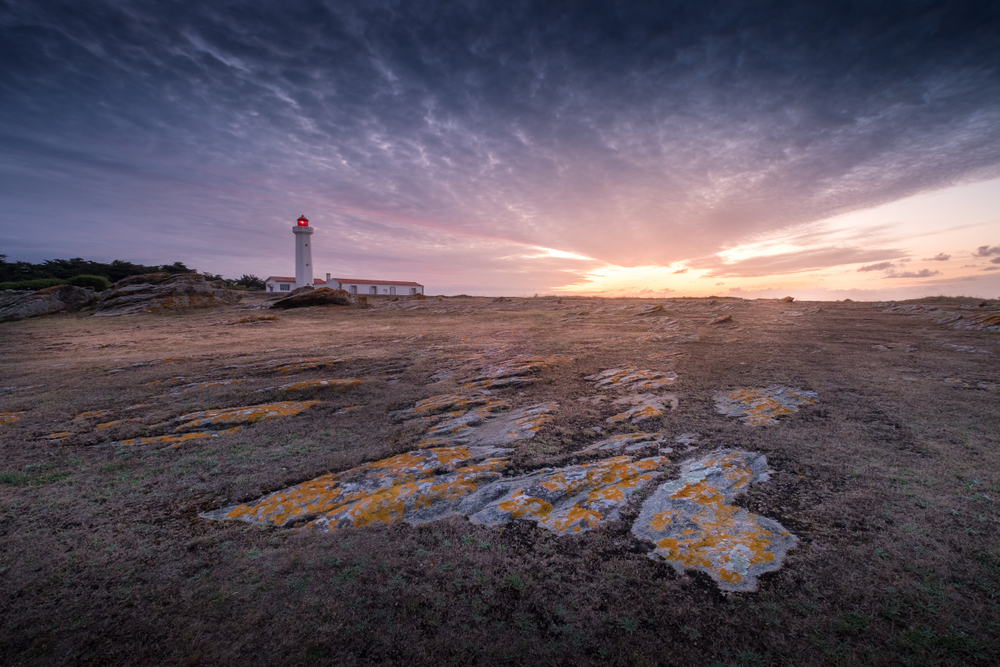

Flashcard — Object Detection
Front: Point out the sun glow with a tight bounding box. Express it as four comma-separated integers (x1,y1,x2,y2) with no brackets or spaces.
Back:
716,242,807,264
528,247,597,261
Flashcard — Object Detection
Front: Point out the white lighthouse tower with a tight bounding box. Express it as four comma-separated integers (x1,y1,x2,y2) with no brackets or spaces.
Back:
293,214,314,288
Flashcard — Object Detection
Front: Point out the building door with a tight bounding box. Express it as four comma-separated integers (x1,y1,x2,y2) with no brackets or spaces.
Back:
389,286,396,295
370,286,377,295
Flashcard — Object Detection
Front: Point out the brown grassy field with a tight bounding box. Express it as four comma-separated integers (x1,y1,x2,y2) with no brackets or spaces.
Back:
1,294,999,666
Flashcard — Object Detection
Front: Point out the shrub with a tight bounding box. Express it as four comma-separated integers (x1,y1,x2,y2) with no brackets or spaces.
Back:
235,274,266,290
0,278,65,291
67,274,110,290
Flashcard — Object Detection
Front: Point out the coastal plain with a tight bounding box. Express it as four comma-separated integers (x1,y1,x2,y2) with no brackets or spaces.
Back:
2,294,999,666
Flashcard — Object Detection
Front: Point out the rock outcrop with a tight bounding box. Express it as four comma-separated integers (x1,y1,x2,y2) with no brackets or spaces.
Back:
0,285,97,322
270,287,352,309
632,450,798,592
95,273,242,316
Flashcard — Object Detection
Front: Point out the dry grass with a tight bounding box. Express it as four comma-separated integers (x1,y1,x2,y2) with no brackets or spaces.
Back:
1,294,999,666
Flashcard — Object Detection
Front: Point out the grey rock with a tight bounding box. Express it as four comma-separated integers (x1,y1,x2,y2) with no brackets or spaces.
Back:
0,285,97,322
632,450,798,592
95,273,242,316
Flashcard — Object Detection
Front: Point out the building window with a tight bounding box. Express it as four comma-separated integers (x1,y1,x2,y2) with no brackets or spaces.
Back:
350,285,357,294
370,286,377,295
389,286,396,295
279,284,291,291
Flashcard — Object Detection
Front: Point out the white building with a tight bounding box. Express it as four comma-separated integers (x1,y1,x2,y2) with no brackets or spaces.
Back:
263,275,424,295
264,215,424,295
264,276,325,293
325,276,424,296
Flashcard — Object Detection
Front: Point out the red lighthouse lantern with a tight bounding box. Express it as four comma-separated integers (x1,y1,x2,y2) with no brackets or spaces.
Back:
297,215,309,226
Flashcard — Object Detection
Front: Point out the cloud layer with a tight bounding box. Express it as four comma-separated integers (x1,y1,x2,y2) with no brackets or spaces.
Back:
2,1,1000,292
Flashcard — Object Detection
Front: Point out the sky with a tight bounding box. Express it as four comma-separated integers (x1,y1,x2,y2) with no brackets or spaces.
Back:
2,0,1000,298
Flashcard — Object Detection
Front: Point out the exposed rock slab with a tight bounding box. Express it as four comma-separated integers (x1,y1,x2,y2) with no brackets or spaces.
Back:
1,412,24,425
714,386,817,426
267,378,362,392
96,273,241,316
936,312,1000,332
584,432,672,453
0,285,96,322
467,456,667,535
416,402,558,448
464,356,572,389
934,340,990,354
270,287,352,309
390,393,495,420
171,400,320,431
162,379,251,395
203,445,511,527
632,450,797,592
586,368,677,390
204,449,664,536
607,394,678,424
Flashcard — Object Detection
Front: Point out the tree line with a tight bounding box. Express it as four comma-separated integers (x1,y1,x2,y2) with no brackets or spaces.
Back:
0,255,265,291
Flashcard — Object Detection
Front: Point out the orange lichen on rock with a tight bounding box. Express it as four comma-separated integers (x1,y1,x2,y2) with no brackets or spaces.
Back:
606,394,677,424
585,368,677,390
74,410,112,421
938,312,1000,332
202,445,512,528
173,400,320,432
390,393,493,420
274,379,362,392
469,456,667,535
1,412,25,425
632,450,798,593
306,461,508,531
275,358,350,375
44,432,72,441
464,356,572,389
95,418,140,430
714,386,817,426
648,350,690,361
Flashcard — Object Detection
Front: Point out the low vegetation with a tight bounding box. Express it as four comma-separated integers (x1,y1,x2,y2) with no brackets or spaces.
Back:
0,294,997,665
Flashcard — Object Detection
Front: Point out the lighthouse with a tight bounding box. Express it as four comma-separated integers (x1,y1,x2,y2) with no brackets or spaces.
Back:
293,214,314,288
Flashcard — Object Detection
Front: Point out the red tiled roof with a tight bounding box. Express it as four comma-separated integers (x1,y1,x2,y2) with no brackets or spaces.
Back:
333,278,423,286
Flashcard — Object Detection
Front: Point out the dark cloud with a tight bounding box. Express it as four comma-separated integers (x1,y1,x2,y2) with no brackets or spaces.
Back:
924,253,950,261
672,268,688,274
992,257,1000,264
887,268,941,278
977,245,1000,256
858,261,896,272
2,1,1000,282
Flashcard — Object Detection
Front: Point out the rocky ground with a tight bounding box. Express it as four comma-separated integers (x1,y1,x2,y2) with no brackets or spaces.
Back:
1,294,998,665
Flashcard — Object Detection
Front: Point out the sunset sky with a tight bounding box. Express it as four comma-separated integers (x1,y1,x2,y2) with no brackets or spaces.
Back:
2,1,1000,298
